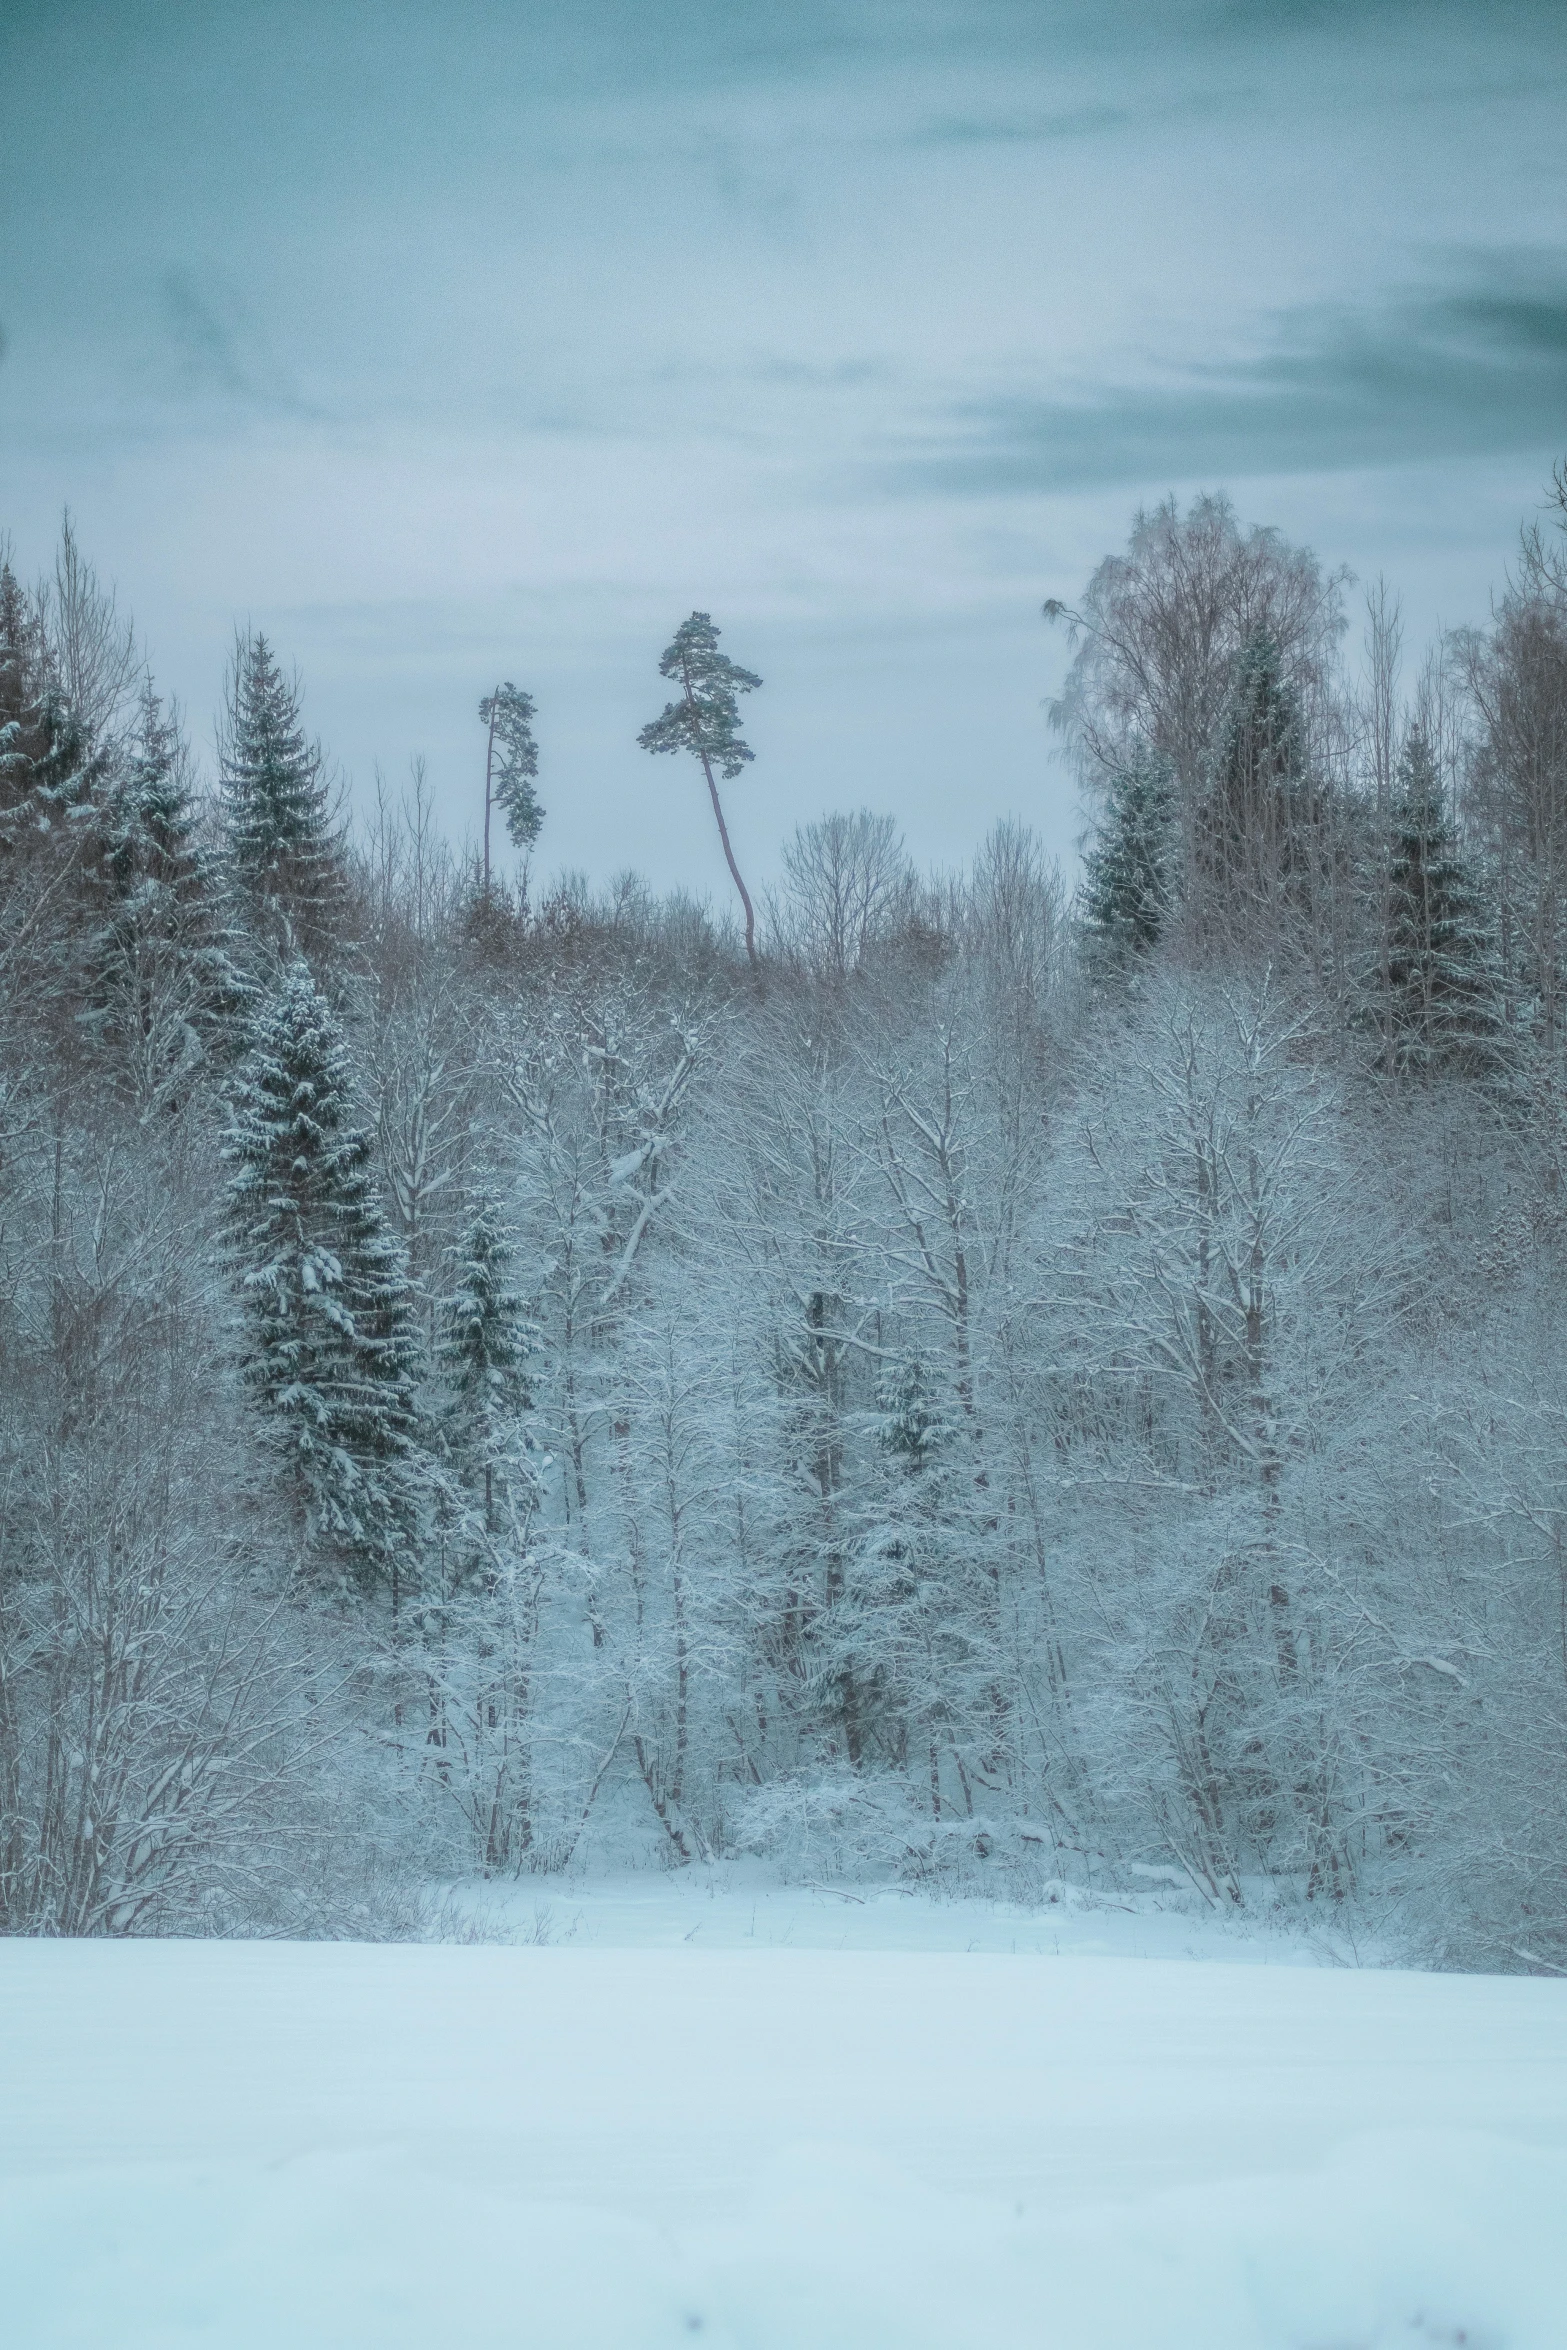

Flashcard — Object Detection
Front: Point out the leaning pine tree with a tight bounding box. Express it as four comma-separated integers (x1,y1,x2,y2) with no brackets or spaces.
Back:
219,633,347,965
638,611,762,967
225,963,424,1595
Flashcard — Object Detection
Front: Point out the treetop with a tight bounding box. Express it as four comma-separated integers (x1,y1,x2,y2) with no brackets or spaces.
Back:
638,611,761,782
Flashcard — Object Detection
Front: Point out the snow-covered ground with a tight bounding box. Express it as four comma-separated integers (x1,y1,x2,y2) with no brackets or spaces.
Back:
5,1874,1566,2346
438,1860,1382,1961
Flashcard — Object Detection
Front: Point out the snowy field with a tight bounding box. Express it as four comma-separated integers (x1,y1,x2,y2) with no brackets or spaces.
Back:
5,1876,1567,2348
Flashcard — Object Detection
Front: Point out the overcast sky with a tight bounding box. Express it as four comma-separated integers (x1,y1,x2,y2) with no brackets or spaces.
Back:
2,0,1563,902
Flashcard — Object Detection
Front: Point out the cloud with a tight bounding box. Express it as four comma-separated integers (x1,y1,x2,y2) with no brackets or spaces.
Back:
160,269,322,418
907,104,1134,146
883,261,1567,495
901,83,1251,150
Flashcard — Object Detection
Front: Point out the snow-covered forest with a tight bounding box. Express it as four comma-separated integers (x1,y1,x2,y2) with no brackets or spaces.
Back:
4,477,1566,1968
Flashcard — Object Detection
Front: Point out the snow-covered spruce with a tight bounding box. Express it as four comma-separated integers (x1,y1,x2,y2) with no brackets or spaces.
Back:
224,961,424,1592
218,631,348,967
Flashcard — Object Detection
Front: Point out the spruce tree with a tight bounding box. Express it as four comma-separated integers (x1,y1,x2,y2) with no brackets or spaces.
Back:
1197,629,1320,946
107,681,197,881
1080,749,1175,966
0,561,100,845
219,634,346,965
440,1203,537,1541
0,563,44,826
877,1350,950,1475
1382,724,1505,1077
81,682,236,1101
638,611,762,967
1,562,117,1079
225,963,423,1590
0,562,49,827
853,1351,960,1796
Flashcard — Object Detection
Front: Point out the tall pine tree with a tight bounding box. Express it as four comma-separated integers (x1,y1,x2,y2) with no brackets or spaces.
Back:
219,634,347,966
225,963,424,1591
478,684,543,892
638,612,762,967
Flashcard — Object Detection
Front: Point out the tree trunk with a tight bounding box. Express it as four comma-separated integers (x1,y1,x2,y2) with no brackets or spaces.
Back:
483,698,498,894
698,748,758,968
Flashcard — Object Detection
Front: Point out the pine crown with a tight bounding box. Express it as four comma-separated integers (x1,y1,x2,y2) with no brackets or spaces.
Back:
480,684,544,849
638,612,761,782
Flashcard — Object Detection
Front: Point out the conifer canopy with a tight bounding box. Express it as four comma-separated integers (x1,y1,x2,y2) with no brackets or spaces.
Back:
224,963,422,1583
479,683,543,854
637,612,761,782
219,634,345,963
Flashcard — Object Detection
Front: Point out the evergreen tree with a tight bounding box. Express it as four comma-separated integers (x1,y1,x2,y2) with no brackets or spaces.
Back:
0,560,101,846
219,634,346,964
440,1203,537,1540
876,1350,951,1475
0,562,49,828
1197,629,1321,947
1,561,118,1079
638,611,763,967
81,682,237,1102
0,562,43,823
225,963,424,1590
1080,749,1175,966
478,684,543,891
1382,724,1505,1077
850,1351,963,1797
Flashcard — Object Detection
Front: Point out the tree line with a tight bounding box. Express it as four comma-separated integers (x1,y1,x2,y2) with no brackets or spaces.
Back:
1,478,1565,1962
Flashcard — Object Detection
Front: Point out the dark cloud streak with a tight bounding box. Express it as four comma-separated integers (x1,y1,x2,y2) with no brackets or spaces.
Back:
159,270,325,421
883,266,1567,496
